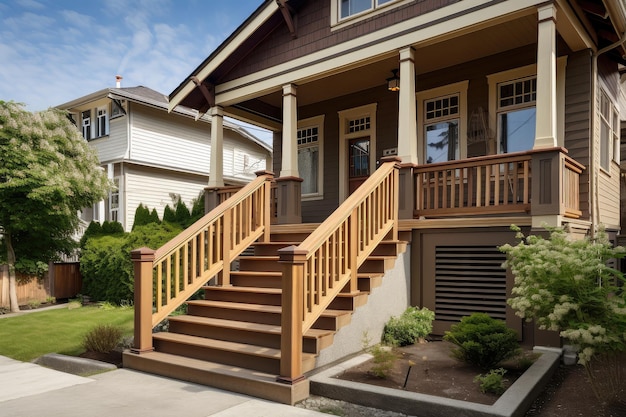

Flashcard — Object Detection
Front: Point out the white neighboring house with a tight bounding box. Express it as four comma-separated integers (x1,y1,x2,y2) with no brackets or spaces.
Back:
57,82,272,232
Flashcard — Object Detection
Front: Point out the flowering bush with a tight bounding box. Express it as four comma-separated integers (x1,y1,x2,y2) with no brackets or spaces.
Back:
500,225,626,402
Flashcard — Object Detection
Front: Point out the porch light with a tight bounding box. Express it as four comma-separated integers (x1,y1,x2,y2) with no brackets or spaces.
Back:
386,69,400,92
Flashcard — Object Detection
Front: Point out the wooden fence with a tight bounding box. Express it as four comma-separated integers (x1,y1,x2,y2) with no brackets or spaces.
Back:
0,262,82,308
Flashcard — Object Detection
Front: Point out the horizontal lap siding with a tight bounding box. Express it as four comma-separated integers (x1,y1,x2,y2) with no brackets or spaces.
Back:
130,106,211,174
124,166,208,230
91,115,128,162
223,133,270,182
564,50,592,220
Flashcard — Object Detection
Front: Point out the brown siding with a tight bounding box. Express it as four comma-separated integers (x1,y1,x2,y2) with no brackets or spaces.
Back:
225,0,461,82
564,50,592,221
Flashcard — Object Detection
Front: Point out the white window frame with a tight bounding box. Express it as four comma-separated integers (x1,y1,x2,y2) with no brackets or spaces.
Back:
109,177,120,223
330,0,410,28
599,89,619,171
81,110,91,140
298,115,325,200
416,81,468,164
338,103,377,200
96,106,109,138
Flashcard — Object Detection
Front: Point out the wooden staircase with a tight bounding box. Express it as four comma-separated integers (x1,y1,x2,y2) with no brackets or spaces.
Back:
124,230,405,404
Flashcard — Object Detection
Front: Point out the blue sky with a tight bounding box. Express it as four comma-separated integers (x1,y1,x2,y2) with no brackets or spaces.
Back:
0,0,271,139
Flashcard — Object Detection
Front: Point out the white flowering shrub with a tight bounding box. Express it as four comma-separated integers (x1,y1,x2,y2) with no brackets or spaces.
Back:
500,225,626,403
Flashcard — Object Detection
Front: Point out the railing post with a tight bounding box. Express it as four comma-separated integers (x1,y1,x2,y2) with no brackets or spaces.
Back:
220,209,232,286
255,170,275,242
275,176,303,224
204,187,221,213
348,208,359,293
277,246,306,384
131,247,155,354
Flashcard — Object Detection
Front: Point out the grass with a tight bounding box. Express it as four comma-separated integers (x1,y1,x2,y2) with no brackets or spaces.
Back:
0,305,134,362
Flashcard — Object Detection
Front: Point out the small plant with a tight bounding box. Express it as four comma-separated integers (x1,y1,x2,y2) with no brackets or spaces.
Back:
27,300,41,310
367,344,397,378
45,296,56,304
383,306,434,347
82,324,123,353
444,312,520,370
474,368,508,395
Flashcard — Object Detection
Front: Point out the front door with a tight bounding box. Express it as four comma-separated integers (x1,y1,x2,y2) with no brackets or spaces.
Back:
348,137,370,194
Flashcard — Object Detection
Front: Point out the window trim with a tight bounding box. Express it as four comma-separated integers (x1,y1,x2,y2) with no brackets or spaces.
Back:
416,81,469,163
298,115,325,200
82,110,92,141
338,103,377,200
95,105,109,138
598,88,619,172
330,0,411,29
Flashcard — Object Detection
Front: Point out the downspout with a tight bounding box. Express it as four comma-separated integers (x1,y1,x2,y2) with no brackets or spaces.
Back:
590,32,626,237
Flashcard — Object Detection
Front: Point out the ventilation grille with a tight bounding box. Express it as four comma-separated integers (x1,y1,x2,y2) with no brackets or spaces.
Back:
435,245,507,322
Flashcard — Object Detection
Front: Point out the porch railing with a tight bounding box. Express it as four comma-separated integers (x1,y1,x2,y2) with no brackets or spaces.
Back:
130,172,273,353
414,148,584,219
277,157,399,383
217,182,278,222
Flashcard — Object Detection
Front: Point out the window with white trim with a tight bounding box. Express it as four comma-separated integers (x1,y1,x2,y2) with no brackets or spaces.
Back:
600,90,619,170
109,178,120,222
297,115,324,198
417,81,468,164
82,110,91,140
339,0,396,18
496,76,536,154
96,106,109,137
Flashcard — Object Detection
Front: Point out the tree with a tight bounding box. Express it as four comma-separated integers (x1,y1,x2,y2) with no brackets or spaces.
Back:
0,101,111,312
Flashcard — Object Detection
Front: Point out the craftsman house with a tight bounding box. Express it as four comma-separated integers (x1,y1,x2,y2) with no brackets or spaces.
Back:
123,0,626,404
57,81,272,231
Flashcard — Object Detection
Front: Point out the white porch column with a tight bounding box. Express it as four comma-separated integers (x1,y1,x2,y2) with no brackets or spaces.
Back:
397,47,418,164
208,106,224,188
534,4,558,149
280,84,299,178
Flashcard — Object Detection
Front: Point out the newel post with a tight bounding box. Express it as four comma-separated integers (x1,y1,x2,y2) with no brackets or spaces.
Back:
277,246,307,384
131,247,155,354
255,170,275,242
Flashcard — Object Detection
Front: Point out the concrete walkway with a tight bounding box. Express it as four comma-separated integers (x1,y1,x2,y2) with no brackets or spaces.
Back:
0,355,328,417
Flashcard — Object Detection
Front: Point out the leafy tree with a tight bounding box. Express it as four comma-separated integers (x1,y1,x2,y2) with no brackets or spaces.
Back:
0,101,111,312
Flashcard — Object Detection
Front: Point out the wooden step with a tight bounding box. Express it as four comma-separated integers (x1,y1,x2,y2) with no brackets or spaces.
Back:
153,332,317,375
238,256,282,272
204,286,282,305
357,273,384,292
122,350,309,405
358,255,397,273
168,315,334,354
329,291,369,310
370,240,407,256
252,241,301,256
230,271,282,288
186,300,352,331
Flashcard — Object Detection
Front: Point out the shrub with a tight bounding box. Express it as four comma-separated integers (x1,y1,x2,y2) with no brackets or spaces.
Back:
500,225,626,403
83,324,123,353
80,223,181,304
132,203,152,230
101,221,124,235
474,368,508,395
383,306,434,346
444,312,520,370
162,204,176,224
79,221,103,248
368,344,397,378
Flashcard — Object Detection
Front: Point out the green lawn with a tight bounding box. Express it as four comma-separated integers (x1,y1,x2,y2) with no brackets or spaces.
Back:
0,305,134,362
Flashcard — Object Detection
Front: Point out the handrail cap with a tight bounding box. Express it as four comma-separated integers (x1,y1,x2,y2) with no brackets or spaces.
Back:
131,247,156,261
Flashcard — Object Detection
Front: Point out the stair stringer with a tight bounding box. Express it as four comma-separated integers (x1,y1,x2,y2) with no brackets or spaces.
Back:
311,248,411,369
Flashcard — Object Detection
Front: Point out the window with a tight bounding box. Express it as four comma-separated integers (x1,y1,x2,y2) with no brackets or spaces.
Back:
297,115,324,198
96,106,109,137
109,178,120,222
496,76,536,154
424,95,459,164
82,110,91,140
599,90,619,171
417,81,468,164
333,0,401,25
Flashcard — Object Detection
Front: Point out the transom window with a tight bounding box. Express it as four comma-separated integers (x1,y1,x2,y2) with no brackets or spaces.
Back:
298,116,324,198
348,116,370,133
497,76,536,154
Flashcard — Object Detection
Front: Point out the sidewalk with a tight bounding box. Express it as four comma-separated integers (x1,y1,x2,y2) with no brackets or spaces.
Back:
0,355,327,417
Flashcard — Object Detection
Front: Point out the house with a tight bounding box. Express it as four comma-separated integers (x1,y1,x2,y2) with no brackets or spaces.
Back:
122,0,626,405
56,80,272,232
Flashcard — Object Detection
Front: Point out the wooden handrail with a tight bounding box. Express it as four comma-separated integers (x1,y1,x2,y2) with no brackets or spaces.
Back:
131,172,273,354
278,158,400,382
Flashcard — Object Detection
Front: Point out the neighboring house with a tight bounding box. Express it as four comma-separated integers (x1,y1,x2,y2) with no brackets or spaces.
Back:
123,0,626,404
57,82,272,231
